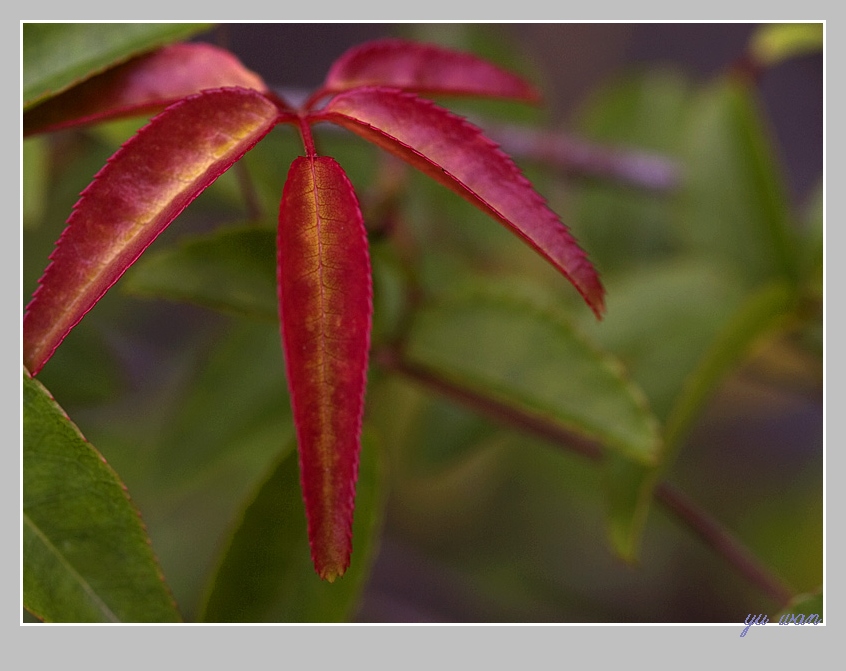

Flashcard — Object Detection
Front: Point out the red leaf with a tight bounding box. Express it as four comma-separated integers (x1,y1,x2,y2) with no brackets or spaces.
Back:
24,43,268,136
277,156,372,582
23,87,279,374
323,38,540,102
319,87,605,317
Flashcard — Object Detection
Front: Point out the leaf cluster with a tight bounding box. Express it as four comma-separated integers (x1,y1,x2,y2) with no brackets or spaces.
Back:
22,22,823,623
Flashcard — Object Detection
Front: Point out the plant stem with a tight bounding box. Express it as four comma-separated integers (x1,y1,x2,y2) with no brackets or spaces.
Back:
380,349,796,609
297,116,317,157
653,481,795,607
233,160,263,222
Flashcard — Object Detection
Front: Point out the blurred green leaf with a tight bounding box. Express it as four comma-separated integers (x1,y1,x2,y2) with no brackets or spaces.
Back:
23,371,180,622
603,455,660,562
679,76,798,288
749,23,823,68
569,69,692,274
75,318,296,620
33,315,126,407
664,280,796,449
23,22,213,108
199,430,385,622
582,267,797,560
367,373,504,482
404,286,662,464
370,240,413,347
364,376,515,553
579,261,747,422
123,226,278,320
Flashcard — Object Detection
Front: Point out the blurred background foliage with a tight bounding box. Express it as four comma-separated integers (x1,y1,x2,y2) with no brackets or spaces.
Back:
22,22,823,623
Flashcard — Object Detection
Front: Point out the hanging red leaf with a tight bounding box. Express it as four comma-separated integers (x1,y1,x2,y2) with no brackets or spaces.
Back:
24,43,269,136
319,87,605,318
323,38,540,102
277,155,372,582
23,87,279,375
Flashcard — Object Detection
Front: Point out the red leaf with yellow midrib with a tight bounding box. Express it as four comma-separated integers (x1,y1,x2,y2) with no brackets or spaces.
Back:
24,43,269,137
319,87,605,318
23,87,279,375
277,155,372,582
323,38,540,102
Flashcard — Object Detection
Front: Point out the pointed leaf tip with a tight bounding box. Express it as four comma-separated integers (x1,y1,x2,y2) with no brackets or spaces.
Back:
324,38,541,102
321,88,604,317
278,156,373,580
23,87,279,374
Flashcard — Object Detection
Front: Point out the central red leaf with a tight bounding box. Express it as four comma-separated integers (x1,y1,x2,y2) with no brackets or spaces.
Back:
277,155,373,582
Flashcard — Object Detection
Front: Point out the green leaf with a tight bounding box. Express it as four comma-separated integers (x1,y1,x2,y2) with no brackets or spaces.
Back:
403,286,662,464
123,226,278,320
578,261,748,423
664,280,796,449
679,76,798,288
199,431,385,622
23,371,180,622
749,23,823,68
776,589,823,622
581,268,796,561
94,319,296,620
603,455,660,562
23,22,213,108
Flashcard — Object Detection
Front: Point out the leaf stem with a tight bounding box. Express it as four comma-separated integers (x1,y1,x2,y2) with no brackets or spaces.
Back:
297,116,317,157
378,347,796,609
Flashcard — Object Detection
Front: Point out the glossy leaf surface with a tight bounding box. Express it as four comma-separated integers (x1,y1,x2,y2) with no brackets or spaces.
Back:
324,38,540,101
24,43,268,136
23,371,180,622
321,88,604,317
23,87,279,375
277,156,372,581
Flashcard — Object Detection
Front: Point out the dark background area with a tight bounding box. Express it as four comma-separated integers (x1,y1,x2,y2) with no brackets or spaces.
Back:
210,23,822,208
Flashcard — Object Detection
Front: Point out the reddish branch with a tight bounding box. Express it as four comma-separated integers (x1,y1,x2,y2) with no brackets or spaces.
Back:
483,122,682,192
380,348,796,609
